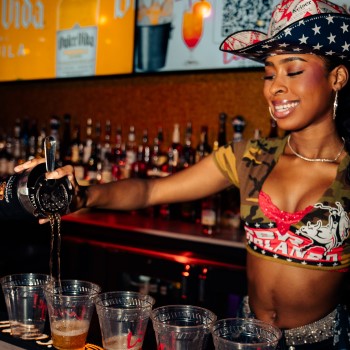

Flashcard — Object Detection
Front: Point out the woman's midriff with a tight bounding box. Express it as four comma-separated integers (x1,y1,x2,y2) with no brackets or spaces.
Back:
247,253,345,329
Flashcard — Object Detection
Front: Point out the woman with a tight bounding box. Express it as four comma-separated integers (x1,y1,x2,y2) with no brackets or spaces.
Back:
15,0,350,348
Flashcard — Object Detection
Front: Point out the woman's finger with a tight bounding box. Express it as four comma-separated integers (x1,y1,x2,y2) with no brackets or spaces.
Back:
14,158,45,172
46,165,75,180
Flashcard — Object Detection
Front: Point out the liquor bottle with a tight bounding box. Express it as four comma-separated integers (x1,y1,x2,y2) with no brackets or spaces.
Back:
156,126,168,168
86,121,102,184
169,123,182,170
20,116,30,160
70,124,85,184
0,132,10,177
56,0,99,77
148,132,169,218
36,125,47,159
140,128,151,174
60,113,72,164
100,120,113,184
82,118,93,166
0,136,73,220
180,122,198,222
158,146,180,220
200,141,221,235
111,125,126,181
125,126,137,179
131,145,148,179
6,131,16,176
101,119,112,162
231,115,245,143
12,118,25,166
28,119,39,160
218,112,227,146
195,125,212,163
141,128,150,157
181,122,195,169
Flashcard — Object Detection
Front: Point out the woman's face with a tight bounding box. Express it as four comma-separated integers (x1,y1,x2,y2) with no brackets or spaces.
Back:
263,54,334,131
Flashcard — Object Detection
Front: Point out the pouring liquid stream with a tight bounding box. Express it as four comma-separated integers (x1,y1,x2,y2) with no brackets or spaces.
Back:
49,213,62,291
45,137,63,292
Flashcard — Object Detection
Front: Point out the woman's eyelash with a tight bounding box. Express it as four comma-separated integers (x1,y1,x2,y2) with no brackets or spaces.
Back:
288,70,303,76
262,70,304,80
262,75,274,80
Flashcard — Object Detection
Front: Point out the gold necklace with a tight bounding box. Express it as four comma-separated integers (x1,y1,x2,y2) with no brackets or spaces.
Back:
287,135,345,163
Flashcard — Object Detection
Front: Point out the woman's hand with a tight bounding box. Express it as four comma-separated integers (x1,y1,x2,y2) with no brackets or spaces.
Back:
14,158,88,224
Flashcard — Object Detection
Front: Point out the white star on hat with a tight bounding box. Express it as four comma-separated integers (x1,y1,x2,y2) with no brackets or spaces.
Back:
328,33,336,43
342,42,350,51
326,15,335,24
312,24,321,35
284,28,292,36
299,34,308,44
341,22,349,32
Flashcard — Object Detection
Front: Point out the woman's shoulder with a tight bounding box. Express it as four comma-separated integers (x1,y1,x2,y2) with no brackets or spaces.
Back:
234,136,287,157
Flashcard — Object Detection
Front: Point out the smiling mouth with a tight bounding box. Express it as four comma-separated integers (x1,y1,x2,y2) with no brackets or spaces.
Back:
274,102,299,114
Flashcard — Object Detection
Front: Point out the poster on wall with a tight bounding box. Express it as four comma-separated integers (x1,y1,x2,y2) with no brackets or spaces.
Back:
134,0,350,73
0,0,136,82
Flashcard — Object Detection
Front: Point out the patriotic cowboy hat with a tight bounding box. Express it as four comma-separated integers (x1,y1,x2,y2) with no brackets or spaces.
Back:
220,0,350,63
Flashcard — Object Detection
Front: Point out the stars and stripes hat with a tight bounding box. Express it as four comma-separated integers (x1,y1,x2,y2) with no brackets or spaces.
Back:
220,0,350,63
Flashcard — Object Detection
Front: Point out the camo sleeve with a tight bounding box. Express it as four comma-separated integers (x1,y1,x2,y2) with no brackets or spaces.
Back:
213,141,248,188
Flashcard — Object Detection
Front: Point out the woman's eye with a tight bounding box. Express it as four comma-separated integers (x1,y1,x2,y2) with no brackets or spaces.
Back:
262,70,303,80
287,70,303,77
262,75,274,80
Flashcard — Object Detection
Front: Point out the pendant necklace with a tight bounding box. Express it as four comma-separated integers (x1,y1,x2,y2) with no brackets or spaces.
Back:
287,135,345,163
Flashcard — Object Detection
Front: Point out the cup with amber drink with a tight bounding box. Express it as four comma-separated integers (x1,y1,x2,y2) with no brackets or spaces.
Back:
44,279,101,350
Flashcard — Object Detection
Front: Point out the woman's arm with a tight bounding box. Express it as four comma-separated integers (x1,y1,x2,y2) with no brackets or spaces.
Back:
15,153,232,212
86,153,231,210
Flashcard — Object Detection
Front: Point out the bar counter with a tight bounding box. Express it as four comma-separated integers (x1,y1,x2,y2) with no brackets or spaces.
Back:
60,209,247,277
1,209,248,349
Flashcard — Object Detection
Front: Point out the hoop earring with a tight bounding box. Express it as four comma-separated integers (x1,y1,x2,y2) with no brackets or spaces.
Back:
333,90,338,120
269,107,277,121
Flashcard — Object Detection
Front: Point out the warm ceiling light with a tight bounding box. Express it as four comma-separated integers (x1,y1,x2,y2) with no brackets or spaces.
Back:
193,0,212,18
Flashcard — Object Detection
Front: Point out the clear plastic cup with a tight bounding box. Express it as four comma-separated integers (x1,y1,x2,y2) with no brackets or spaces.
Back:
44,279,101,350
0,273,52,340
151,304,217,350
94,291,155,350
210,318,282,350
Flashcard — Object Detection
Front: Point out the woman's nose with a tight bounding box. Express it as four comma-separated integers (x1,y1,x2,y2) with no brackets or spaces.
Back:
269,76,287,96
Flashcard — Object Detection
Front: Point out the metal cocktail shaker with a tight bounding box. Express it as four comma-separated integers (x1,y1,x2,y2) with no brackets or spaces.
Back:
0,136,73,220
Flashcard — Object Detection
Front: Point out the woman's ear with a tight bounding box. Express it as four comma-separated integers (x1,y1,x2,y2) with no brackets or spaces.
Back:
333,65,349,91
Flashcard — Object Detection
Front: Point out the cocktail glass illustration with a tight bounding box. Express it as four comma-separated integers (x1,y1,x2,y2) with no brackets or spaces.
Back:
181,1,211,66
182,5,203,65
